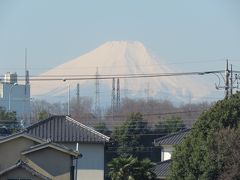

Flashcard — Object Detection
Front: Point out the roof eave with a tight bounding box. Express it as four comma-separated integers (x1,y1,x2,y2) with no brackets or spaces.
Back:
21,142,80,157
0,132,45,144
66,116,110,142
0,161,51,180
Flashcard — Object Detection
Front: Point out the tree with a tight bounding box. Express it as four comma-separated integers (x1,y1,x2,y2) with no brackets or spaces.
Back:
154,115,185,136
135,158,157,180
0,107,19,133
210,128,240,180
169,92,240,179
30,97,95,124
37,110,50,121
108,156,156,180
0,107,17,121
112,112,148,156
94,122,111,136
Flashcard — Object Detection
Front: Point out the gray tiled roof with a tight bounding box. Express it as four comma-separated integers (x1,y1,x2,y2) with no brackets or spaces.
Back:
153,160,171,179
26,116,110,143
154,129,190,146
0,160,51,180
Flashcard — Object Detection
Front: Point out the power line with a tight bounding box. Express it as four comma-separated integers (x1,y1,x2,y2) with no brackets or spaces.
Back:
7,70,225,81
0,58,232,71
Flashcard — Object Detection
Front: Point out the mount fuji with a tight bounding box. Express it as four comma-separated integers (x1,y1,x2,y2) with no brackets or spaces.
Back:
31,41,211,103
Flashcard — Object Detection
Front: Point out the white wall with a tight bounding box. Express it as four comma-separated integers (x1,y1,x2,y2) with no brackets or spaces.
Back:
63,143,105,180
161,146,174,161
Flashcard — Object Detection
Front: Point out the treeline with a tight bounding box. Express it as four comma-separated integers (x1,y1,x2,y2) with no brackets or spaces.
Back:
30,97,211,129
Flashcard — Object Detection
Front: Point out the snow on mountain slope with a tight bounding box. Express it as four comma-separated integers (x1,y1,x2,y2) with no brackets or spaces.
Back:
31,41,211,102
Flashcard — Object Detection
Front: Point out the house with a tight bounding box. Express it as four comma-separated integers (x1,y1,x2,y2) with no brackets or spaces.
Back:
25,115,110,180
153,129,191,179
0,160,51,180
0,132,80,180
0,115,110,180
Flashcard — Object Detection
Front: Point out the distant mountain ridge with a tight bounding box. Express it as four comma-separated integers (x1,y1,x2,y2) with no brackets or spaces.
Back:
31,41,210,103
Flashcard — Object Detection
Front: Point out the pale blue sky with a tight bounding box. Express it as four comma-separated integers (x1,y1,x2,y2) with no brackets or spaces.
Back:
0,0,240,75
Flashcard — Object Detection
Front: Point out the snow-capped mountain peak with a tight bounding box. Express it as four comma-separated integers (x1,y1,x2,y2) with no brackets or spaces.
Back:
31,41,210,103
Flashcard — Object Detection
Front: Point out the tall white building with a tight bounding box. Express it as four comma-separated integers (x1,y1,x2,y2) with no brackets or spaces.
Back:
0,72,30,121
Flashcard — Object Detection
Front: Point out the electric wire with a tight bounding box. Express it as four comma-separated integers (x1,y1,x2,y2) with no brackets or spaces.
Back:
0,70,225,81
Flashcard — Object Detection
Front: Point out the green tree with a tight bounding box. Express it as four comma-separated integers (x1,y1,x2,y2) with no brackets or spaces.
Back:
169,92,240,179
112,112,148,156
134,158,157,180
108,156,156,180
0,107,19,133
0,107,17,121
37,110,50,121
154,115,185,136
94,122,111,136
210,128,240,180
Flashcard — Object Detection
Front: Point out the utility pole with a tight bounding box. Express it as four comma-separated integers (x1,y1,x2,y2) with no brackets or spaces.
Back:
216,60,240,97
225,60,230,99
116,78,120,112
62,79,70,116
76,83,80,118
111,78,116,120
95,68,101,120
68,84,70,116
24,48,30,123
77,83,80,104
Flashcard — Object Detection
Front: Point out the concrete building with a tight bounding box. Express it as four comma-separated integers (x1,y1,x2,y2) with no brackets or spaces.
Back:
0,72,30,119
